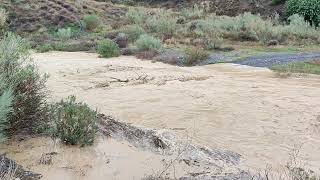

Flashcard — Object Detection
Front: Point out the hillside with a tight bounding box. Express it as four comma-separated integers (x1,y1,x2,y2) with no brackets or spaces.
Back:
123,0,285,17
1,0,126,33
1,0,284,33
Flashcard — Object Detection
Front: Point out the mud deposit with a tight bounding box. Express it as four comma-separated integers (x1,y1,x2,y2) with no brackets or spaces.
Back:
2,52,320,179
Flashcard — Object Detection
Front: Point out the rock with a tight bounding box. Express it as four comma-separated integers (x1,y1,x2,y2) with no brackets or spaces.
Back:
115,33,128,48
120,48,138,56
135,50,159,60
0,155,42,180
153,49,185,65
267,40,279,46
176,18,186,24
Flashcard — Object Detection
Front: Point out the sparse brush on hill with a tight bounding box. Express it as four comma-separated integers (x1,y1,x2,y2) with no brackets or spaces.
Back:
145,10,177,36
122,25,145,42
0,33,49,141
126,8,147,25
181,4,205,20
135,34,162,51
0,8,7,34
49,96,98,146
56,28,73,41
83,15,101,31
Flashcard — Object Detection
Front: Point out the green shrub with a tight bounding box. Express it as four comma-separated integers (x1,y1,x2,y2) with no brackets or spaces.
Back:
50,96,98,146
183,48,209,66
97,39,121,58
135,34,162,51
194,21,223,49
56,27,72,41
146,10,177,35
36,43,54,53
126,8,147,25
286,0,320,26
0,32,49,139
122,25,145,42
83,15,101,31
181,4,204,20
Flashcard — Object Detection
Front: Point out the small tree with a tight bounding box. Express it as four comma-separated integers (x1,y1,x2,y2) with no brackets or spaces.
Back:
286,0,320,27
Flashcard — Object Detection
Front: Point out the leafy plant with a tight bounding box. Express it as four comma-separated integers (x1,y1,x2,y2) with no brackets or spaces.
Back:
83,15,101,31
0,32,49,138
50,96,98,146
97,39,121,58
183,48,209,66
135,34,162,51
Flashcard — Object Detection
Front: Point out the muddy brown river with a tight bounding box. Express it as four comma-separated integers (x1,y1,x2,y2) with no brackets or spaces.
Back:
1,52,320,179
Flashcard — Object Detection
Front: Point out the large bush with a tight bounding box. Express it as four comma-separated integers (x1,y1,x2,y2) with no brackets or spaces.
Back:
286,0,320,26
0,33,49,141
97,39,121,58
135,34,162,51
83,15,101,31
50,96,98,146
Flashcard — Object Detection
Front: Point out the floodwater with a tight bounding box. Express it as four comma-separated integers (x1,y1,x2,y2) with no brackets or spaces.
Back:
2,52,320,179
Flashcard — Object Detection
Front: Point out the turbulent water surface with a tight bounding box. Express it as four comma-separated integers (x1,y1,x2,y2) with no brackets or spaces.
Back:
2,52,320,179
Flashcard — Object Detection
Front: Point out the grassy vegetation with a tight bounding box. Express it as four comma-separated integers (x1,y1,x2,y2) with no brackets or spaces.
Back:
271,60,320,75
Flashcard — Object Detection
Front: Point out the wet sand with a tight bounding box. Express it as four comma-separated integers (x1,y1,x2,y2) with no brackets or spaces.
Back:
2,51,320,178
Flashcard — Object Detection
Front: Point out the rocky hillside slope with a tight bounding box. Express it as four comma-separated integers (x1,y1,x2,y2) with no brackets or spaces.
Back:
133,0,285,17
0,0,126,33
0,0,284,34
